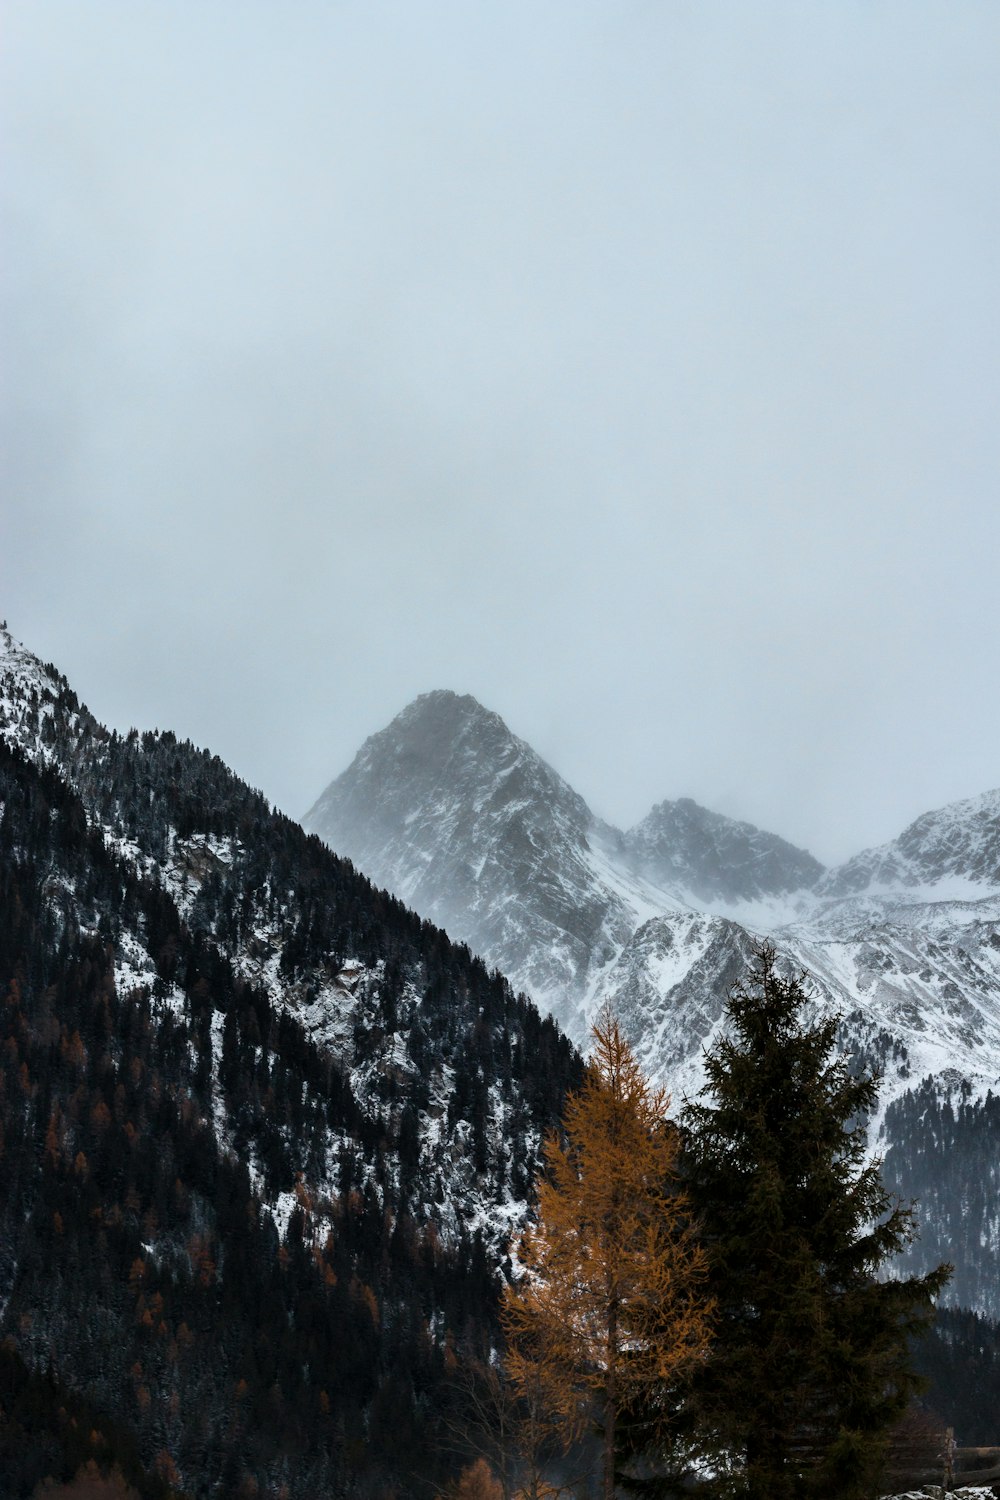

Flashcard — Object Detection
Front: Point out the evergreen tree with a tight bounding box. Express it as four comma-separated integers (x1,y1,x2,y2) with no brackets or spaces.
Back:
503,1009,711,1500
668,944,950,1500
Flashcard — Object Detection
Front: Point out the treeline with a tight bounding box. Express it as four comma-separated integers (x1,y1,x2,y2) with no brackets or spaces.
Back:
499,956,998,1500
882,1076,1000,1317
915,1306,1000,1446
0,732,579,1499
0,1342,185,1500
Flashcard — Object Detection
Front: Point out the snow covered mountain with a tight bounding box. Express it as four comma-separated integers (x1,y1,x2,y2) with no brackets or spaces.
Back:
818,787,1000,897
304,691,637,1022
303,691,824,1027
623,797,824,903
306,690,1000,1314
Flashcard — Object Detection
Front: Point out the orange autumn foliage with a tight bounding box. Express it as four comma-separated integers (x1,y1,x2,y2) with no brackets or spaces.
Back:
502,1008,712,1500
440,1458,503,1500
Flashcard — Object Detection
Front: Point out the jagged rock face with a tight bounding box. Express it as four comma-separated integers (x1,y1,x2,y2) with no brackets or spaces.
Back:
304,691,638,1011
303,692,824,1023
625,797,825,903
600,913,756,1094
819,787,1000,896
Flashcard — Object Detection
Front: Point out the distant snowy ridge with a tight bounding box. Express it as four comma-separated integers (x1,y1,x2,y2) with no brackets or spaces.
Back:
623,795,825,903
818,786,1000,897
304,688,1000,1313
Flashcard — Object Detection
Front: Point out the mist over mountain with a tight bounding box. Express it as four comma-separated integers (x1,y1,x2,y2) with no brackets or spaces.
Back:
623,797,825,903
306,688,1000,1316
303,692,828,1025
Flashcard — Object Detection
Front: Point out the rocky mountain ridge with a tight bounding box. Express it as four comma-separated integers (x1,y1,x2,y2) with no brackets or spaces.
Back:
305,693,1000,1083
305,688,1000,1314
818,786,1000,897
304,691,830,1021
623,795,825,903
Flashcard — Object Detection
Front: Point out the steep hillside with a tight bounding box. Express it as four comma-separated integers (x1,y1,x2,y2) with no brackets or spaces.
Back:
0,630,580,1498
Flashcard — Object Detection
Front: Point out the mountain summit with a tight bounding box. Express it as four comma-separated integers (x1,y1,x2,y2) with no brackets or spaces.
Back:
304,690,634,1011
304,692,825,1023
304,691,594,913
624,796,825,903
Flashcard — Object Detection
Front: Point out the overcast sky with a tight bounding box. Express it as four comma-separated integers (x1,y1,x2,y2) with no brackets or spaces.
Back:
3,1,999,866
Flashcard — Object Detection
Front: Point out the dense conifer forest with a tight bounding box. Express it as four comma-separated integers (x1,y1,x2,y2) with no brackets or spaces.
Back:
0,709,578,1497
882,1078,1000,1314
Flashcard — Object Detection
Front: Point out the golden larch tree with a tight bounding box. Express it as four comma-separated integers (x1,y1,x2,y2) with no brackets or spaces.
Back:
503,1008,712,1500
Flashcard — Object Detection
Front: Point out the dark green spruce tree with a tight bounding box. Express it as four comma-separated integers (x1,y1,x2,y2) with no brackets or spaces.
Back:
653,944,950,1500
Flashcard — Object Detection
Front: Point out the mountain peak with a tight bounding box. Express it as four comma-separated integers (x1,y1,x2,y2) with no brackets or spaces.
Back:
625,797,825,904
303,693,621,1007
821,785,1000,896
384,688,515,759
0,622,85,768
407,688,485,712
1,621,54,687
335,690,569,808
399,688,489,723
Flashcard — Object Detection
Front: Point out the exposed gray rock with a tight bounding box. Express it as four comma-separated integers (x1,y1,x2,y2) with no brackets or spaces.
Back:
625,796,824,903
820,787,1000,896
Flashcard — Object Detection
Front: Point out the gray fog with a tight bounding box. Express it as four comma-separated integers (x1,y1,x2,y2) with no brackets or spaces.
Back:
3,1,999,867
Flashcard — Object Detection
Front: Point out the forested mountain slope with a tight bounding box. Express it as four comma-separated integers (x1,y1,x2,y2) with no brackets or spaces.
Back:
0,628,580,1499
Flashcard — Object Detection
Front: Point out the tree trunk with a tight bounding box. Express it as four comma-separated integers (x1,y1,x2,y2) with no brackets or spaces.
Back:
604,1298,617,1500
